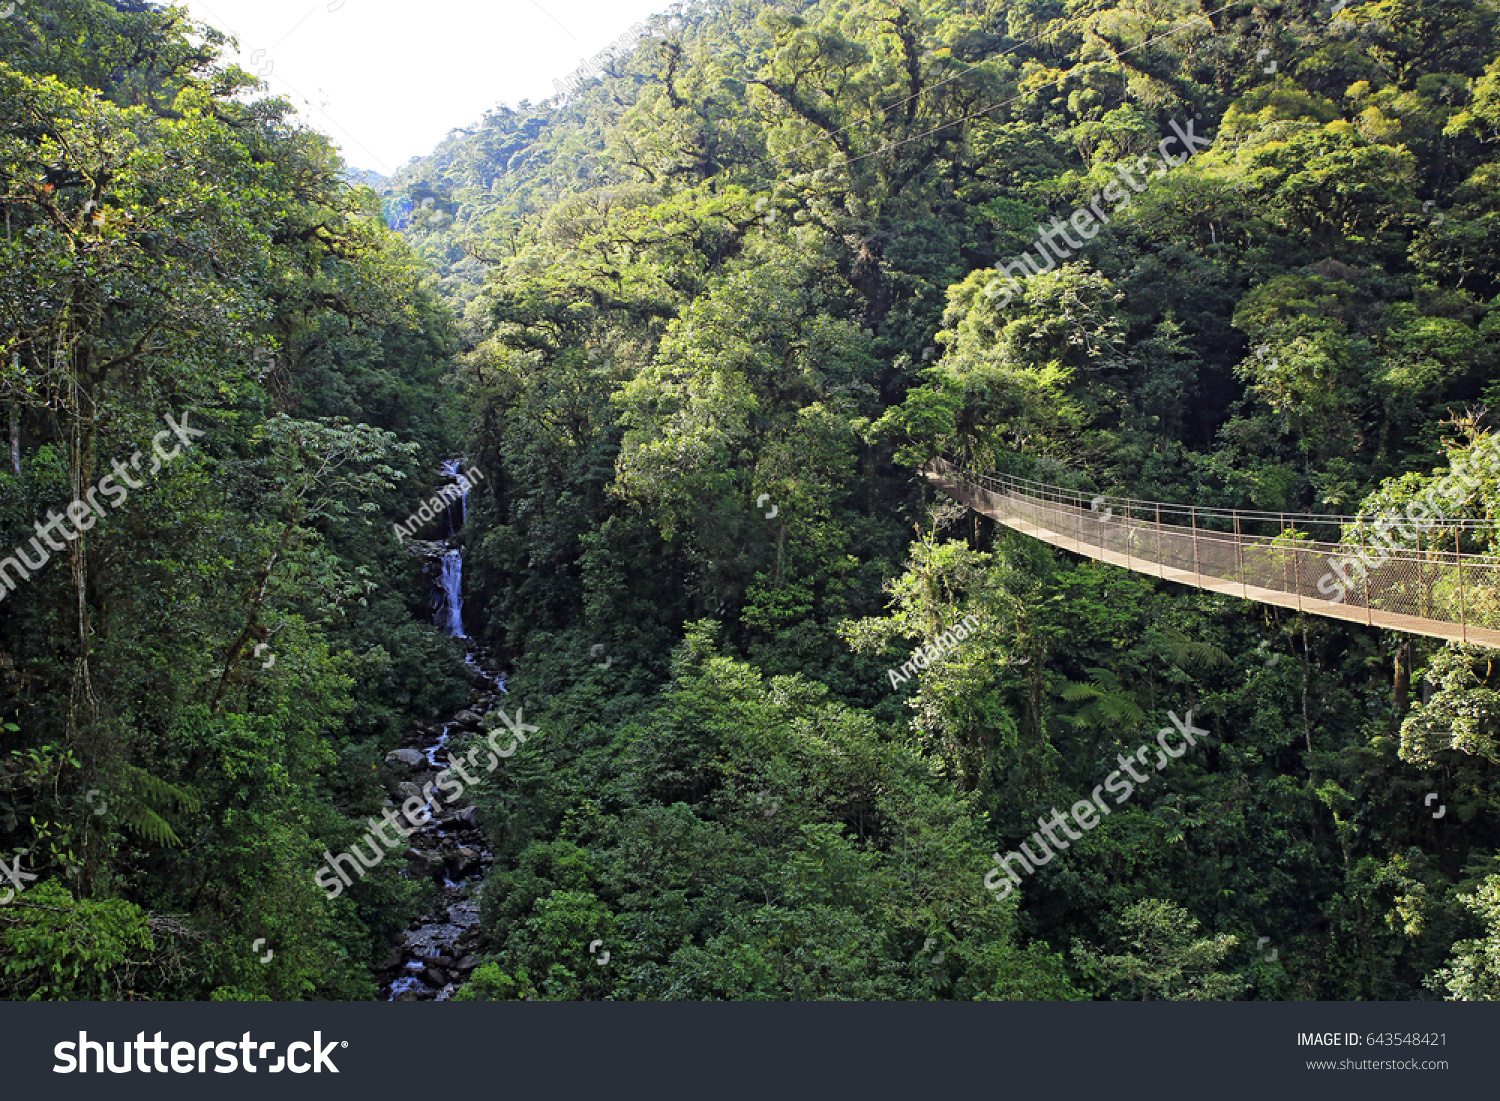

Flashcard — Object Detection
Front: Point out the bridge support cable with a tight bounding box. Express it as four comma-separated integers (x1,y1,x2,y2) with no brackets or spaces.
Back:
925,458,1500,649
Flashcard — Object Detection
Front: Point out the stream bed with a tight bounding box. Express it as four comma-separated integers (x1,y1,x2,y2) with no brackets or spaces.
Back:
378,646,506,1001
378,460,503,1001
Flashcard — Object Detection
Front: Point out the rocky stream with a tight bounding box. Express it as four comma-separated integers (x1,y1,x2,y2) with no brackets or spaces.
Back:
377,461,505,1002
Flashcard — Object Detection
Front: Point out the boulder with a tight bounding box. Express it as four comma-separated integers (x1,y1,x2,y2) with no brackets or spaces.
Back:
453,710,485,730
448,901,482,928
422,966,448,988
405,848,445,879
447,847,483,878
386,748,427,770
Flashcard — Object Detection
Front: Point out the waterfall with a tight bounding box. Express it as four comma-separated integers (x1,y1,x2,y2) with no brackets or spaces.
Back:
388,460,507,1002
439,458,468,536
431,460,471,637
436,549,465,637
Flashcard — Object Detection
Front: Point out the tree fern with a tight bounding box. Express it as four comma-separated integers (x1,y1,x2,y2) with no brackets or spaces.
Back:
1156,626,1232,672
115,766,200,847
1056,667,1147,730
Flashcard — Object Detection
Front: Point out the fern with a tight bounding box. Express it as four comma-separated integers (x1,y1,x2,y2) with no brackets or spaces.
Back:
115,766,200,847
1157,626,1232,671
1056,668,1147,729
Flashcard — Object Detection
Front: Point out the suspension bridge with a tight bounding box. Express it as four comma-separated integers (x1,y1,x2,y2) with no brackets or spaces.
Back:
925,457,1500,649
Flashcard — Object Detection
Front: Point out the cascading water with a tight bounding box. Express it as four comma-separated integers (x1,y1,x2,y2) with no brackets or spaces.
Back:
437,549,465,637
431,460,471,638
439,458,467,535
380,644,506,1001
382,461,511,1002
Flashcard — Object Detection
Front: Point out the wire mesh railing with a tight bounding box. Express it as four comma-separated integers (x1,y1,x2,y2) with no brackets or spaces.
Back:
928,457,1500,647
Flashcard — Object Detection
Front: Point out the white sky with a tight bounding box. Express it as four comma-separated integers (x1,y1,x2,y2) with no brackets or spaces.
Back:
179,0,672,176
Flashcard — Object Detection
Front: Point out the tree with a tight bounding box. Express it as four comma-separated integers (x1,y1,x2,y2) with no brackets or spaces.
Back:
1073,898,1247,1000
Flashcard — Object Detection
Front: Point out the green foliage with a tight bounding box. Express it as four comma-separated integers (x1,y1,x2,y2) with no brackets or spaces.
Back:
0,880,153,1000
461,628,1078,1000
389,0,1500,1003
1430,872,1500,1000
114,766,201,847
10,0,1500,1003
0,0,466,1000
1073,898,1247,1001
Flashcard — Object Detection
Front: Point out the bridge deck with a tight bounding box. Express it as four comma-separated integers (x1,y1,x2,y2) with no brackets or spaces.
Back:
926,462,1500,650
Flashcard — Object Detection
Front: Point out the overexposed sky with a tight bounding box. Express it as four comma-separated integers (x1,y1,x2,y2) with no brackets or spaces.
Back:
179,0,671,176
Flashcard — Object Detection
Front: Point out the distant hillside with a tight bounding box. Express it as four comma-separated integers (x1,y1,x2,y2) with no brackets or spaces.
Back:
345,165,390,190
